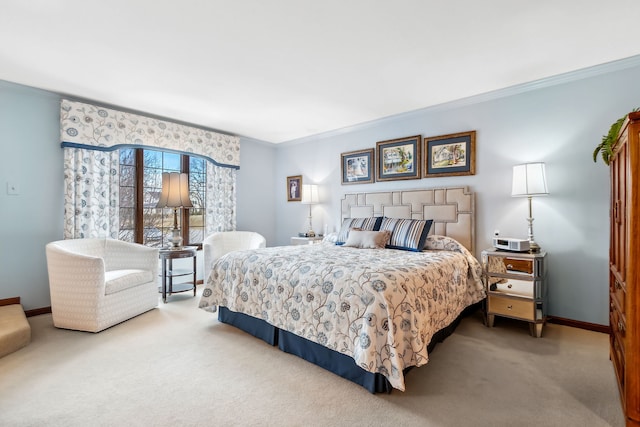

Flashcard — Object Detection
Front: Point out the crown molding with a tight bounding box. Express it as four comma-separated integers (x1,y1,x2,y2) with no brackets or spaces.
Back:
279,54,640,147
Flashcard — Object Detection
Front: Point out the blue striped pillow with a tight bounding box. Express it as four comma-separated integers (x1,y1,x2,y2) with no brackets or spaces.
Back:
379,218,433,251
336,217,383,245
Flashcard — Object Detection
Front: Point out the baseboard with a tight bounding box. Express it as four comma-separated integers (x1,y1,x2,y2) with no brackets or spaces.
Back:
547,316,610,334
0,297,21,307
24,307,52,317
2,297,46,317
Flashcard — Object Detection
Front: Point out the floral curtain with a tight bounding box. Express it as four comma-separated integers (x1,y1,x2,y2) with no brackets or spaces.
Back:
63,148,120,239
206,162,236,234
60,99,240,239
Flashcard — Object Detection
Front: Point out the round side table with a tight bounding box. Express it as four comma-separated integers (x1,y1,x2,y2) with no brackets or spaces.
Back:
158,246,197,303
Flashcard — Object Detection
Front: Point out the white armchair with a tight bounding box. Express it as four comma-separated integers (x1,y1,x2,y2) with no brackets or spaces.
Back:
203,231,266,274
45,238,159,332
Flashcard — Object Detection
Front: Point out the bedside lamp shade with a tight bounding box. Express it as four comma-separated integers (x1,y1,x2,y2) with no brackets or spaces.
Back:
301,184,319,205
511,163,549,197
511,162,548,253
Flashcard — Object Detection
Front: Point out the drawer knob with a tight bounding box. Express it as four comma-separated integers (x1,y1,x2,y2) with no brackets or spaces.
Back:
507,305,513,310
507,284,513,289
506,264,513,269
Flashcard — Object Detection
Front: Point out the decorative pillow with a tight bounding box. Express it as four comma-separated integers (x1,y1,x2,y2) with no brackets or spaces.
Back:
379,218,433,251
342,230,391,249
335,217,383,245
322,232,338,244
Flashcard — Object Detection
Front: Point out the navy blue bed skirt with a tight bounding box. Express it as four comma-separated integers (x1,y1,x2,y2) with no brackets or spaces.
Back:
218,307,278,346
218,304,479,393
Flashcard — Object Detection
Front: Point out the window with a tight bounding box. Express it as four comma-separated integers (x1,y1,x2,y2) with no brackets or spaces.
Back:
119,148,206,248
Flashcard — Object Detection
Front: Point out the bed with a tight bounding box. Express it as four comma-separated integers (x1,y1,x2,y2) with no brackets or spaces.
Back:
199,187,485,393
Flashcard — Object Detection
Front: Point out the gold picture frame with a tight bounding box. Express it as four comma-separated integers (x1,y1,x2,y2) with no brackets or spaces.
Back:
424,131,476,177
341,148,374,185
286,175,302,202
375,135,421,181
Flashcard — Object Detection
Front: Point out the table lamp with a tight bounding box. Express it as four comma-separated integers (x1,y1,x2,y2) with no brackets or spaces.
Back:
511,162,548,253
301,184,319,237
156,172,193,248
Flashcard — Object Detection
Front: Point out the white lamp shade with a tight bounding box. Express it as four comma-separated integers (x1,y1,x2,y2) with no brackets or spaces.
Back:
301,184,319,204
511,163,549,197
156,172,194,208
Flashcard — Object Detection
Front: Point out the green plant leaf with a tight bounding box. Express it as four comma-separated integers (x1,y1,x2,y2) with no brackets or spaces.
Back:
593,108,639,165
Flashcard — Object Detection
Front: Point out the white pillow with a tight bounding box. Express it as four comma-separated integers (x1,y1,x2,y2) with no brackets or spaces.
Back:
322,232,338,244
342,230,391,249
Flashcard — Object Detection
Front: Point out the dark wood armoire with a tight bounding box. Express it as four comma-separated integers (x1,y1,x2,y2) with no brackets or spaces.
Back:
609,111,640,426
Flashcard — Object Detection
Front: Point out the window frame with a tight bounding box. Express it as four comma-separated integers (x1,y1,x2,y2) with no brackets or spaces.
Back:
121,148,204,249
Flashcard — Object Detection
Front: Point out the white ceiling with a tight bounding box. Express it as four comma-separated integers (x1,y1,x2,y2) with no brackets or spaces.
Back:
1,1,640,144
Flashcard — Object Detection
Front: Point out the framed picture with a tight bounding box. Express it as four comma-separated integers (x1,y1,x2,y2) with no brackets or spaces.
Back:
341,149,374,185
424,131,476,178
376,135,421,181
287,175,302,202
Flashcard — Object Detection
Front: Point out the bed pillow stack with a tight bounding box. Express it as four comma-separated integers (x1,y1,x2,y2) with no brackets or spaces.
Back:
378,218,433,252
335,217,383,245
335,216,432,251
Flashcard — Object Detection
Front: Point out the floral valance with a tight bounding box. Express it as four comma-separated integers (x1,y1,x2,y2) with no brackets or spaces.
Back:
60,99,240,168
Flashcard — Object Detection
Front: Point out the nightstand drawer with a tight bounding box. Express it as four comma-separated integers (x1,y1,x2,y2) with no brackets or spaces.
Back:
490,278,533,298
488,295,535,321
486,256,534,275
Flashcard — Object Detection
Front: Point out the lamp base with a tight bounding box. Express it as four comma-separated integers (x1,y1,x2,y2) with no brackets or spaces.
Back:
170,227,183,249
306,208,315,237
525,203,541,253
529,240,541,253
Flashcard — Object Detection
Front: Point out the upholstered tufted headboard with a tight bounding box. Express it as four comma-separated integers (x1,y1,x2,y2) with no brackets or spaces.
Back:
340,187,475,253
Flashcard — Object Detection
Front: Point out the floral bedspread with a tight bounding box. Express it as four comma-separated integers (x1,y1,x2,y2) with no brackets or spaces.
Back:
198,235,485,391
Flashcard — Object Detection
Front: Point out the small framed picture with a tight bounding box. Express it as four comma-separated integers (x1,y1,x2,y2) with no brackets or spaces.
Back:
376,135,421,181
424,131,476,178
286,175,302,202
341,149,374,185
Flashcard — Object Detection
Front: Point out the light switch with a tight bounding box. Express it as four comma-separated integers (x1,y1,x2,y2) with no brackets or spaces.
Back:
7,181,19,195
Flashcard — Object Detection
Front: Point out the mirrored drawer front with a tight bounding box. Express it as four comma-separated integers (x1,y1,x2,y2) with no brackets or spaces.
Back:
490,278,533,298
486,256,534,276
488,295,535,321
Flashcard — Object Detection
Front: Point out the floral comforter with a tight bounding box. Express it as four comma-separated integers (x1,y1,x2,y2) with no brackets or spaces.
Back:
198,235,485,391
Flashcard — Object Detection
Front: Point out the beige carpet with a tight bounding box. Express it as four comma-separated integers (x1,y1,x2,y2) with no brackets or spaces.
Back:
0,288,624,427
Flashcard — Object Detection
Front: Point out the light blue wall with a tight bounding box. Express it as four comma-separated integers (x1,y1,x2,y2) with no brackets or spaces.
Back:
0,81,63,310
236,137,277,245
273,57,640,326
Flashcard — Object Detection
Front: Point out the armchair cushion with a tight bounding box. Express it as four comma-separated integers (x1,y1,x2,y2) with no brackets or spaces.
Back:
105,269,154,295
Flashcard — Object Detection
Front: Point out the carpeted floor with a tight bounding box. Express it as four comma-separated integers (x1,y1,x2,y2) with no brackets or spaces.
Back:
0,288,624,427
